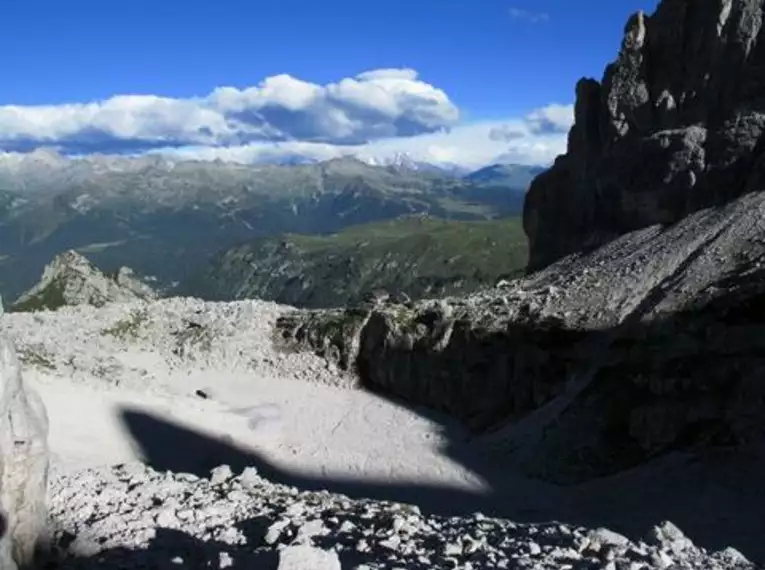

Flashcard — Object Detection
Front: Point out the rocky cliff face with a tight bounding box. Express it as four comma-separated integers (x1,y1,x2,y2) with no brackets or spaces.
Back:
11,251,156,312
276,189,765,484
525,0,765,270
274,0,765,488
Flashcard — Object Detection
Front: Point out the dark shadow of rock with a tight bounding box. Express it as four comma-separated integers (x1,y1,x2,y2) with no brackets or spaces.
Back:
113,403,765,565
273,283,765,565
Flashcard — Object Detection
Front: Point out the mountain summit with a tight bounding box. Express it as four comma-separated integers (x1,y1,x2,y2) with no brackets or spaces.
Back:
11,251,156,312
525,0,765,270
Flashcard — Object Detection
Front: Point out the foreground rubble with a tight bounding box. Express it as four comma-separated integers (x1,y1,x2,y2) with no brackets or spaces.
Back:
48,464,754,570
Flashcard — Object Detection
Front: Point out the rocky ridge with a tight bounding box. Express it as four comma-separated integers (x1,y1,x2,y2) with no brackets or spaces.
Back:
11,251,156,313
525,0,765,270
1,298,351,390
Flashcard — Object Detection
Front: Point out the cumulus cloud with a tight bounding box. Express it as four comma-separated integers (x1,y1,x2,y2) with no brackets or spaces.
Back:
508,8,550,23
0,68,459,154
0,66,574,170
155,103,574,169
524,103,574,134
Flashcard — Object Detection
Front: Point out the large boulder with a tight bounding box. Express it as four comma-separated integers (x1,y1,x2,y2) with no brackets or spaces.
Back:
525,0,765,270
0,302,50,569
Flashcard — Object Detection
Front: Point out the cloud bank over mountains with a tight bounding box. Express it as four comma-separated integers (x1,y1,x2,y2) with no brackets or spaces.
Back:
0,68,573,168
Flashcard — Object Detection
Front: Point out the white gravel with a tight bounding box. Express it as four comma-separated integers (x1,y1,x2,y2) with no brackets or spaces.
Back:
0,298,757,569
48,463,754,569
2,297,353,391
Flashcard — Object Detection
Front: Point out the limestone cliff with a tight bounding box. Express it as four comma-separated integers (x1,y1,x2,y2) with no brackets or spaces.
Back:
525,0,765,270
276,190,765,483
274,0,765,486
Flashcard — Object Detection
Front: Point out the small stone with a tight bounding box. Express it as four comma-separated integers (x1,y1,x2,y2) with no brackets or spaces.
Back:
648,521,685,544
176,509,195,521
210,465,233,485
589,528,631,548
265,519,290,545
650,550,675,569
156,509,179,527
528,542,542,556
285,502,306,518
239,466,260,487
355,539,370,553
277,546,341,570
719,546,750,565
380,535,401,550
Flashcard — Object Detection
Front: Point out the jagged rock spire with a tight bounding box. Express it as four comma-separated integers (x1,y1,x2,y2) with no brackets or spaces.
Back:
524,0,765,270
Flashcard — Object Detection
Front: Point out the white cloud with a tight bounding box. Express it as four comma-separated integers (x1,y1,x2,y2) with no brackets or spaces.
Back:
155,103,574,169
508,8,550,23
0,68,459,153
524,103,574,134
0,64,573,170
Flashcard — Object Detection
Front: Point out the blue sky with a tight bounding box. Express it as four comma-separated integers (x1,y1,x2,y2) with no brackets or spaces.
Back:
0,0,659,167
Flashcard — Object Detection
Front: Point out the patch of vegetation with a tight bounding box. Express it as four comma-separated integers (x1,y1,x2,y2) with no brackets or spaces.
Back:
183,215,529,308
10,280,68,313
0,159,540,301
102,309,149,340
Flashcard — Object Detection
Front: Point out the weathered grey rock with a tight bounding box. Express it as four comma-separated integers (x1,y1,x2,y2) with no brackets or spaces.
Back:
0,306,50,568
49,464,754,570
11,251,156,313
525,0,765,271
275,187,765,485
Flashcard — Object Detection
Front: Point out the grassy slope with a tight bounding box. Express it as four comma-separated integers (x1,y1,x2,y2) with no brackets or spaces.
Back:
288,216,526,278
182,215,528,308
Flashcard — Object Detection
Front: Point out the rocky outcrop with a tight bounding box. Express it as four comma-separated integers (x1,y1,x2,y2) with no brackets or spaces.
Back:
525,0,765,270
11,251,156,313
0,302,50,568
275,187,765,482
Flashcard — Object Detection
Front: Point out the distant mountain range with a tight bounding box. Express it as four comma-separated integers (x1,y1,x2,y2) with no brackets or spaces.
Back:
0,150,543,301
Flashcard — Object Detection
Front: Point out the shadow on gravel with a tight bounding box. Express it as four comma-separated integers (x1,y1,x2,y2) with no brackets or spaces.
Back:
96,279,765,567
117,403,765,566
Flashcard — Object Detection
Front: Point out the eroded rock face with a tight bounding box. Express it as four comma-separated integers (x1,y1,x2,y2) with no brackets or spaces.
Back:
525,0,765,270
0,305,50,568
275,189,765,482
11,251,156,313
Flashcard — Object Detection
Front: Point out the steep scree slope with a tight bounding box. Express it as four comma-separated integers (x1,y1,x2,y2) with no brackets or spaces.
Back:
274,2,765,558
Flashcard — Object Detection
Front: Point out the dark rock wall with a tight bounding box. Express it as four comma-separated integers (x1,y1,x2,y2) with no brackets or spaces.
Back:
525,0,765,270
